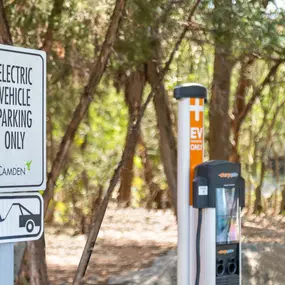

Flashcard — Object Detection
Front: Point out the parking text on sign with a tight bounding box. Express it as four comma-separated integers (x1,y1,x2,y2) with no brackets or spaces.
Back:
0,45,46,192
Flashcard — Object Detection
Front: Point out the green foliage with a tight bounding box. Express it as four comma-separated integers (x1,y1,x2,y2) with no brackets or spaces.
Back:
201,0,285,58
4,0,285,225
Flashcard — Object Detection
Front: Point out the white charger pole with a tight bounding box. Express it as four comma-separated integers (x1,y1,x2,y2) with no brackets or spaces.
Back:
174,84,207,285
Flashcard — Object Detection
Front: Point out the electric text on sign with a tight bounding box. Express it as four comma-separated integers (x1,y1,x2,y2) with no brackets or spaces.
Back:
0,45,46,192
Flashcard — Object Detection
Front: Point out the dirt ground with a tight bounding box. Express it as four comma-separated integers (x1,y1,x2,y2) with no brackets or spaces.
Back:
242,212,285,244
46,205,176,284
46,206,285,284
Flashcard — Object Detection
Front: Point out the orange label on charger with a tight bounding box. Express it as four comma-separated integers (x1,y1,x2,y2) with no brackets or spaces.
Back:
189,98,204,205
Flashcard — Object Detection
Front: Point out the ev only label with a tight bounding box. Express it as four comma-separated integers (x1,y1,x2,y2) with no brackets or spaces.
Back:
0,45,46,192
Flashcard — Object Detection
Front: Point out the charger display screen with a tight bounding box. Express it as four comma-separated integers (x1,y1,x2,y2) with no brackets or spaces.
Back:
216,187,239,244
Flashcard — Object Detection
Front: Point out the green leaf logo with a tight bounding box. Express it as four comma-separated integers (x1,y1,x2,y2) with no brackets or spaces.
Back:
25,161,32,171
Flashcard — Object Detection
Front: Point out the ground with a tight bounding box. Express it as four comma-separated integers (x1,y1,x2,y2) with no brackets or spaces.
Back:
46,206,285,285
243,212,285,244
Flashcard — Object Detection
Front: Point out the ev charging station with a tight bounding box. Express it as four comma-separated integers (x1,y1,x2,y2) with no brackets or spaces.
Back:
174,84,245,285
193,161,245,285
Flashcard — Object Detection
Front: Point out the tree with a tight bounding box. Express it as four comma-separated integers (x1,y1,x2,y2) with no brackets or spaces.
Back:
28,0,127,283
209,0,234,160
118,69,146,205
0,0,12,45
205,0,285,161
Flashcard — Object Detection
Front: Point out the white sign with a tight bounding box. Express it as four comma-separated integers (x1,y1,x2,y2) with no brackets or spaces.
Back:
0,45,46,192
0,193,43,243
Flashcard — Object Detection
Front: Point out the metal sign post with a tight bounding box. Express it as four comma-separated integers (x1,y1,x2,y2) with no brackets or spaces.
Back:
174,83,207,285
0,242,14,284
0,44,46,284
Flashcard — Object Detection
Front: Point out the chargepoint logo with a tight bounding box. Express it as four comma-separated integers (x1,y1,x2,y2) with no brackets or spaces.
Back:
218,249,235,255
0,161,32,176
218,172,238,179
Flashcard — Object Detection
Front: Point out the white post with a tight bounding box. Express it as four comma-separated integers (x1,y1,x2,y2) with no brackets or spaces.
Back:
0,243,14,285
175,84,207,285
177,97,190,285
200,209,216,285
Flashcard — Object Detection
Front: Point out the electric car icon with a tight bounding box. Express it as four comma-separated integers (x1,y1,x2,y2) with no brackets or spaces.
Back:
0,203,41,233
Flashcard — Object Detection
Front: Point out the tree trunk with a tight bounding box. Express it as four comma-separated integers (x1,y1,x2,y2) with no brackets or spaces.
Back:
209,47,233,160
209,0,233,160
230,61,281,162
231,56,255,162
273,146,280,214
280,156,285,213
45,200,55,225
254,160,266,214
118,69,146,205
138,137,163,209
15,243,28,285
27,237,49,285
147,46,177,214
44,0,126,214
28,1,126,284
281,156,285,213
72,75,149,285
45,112,56,224
72,1,202,281
0,0,12,45
41,0,65,52
280,185,285,213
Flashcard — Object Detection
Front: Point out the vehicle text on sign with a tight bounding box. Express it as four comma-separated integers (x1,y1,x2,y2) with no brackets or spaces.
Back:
0,45,46,192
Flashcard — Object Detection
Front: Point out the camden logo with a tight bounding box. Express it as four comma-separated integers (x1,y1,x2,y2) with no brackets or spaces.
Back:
0,161,32,176
25,160,32,171
218,172,238,179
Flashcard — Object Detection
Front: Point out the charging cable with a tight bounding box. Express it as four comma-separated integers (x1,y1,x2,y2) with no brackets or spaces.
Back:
195,208,202,285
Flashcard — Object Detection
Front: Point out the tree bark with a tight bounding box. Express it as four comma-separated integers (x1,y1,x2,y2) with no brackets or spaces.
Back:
138,137,163,209
118,69,146,205
230,61,281,161
231,56,255,162
41,0,65,53
15,244,29,285
253,160,266,214
27,238,49,285
273,146,280,214
209,0,233,160
280,185,285,213
209,47,233,160
147,46,177,214
0,0,12,44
